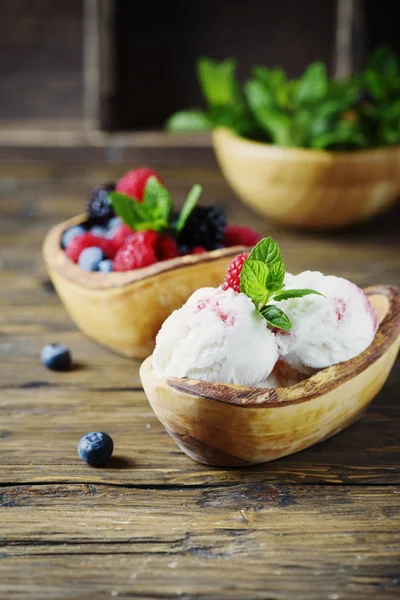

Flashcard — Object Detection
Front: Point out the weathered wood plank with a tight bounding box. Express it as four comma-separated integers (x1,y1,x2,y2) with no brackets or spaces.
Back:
0,485,399,599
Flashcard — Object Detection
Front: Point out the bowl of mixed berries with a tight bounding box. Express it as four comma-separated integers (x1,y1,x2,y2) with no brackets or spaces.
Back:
43,167,261,358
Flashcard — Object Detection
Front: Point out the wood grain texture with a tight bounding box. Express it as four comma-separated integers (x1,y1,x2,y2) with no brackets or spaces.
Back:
0,159,399,598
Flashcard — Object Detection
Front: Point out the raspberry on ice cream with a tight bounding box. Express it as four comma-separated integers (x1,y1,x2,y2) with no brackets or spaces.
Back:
222,252,248,293
271,271,377,370
153,287,279,385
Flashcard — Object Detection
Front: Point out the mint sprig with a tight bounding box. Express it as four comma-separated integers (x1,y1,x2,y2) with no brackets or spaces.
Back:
175,184,202,233
108,177,203,235
240,237,323,331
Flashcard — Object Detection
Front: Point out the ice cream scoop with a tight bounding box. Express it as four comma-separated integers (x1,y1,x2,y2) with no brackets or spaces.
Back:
272,271,377,371
153,287,278,385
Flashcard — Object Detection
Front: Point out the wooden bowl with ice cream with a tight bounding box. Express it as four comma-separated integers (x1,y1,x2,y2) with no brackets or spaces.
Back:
140,285,400,466
43,214,245,359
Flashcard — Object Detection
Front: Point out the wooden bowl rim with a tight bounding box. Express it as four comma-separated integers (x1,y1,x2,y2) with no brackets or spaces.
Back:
152,285,400,408
212,126,400,163
43,214,247,290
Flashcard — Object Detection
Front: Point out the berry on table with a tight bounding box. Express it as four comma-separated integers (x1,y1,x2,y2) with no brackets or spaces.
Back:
221,252,249,293
66,233,117,263
113,236,158,271
223,225,261,247
178,206,226,251
40,343,72,371
98,259,113,273
87,183,116,223
61,225,86,249
78,247,104,271
116,168,163,202
78,432,114,466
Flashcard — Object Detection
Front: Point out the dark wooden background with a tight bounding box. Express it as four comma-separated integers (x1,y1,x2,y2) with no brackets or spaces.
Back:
2,0,400,134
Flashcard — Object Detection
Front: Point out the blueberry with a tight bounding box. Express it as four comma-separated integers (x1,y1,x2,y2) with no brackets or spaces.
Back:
61,225,86,249
90,225,108,237
107,216,122,235
98,259,113,273
78,247,104,271
40,344,72,371
78,432,114,466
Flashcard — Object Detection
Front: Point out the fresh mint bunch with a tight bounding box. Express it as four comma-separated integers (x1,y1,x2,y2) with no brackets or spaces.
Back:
240,237,323,331
109,177,202,234
166,46,400,151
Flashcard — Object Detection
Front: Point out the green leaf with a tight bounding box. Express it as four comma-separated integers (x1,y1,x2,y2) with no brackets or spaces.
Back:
166,110,212,132
143,177,172,223
259,305,292,331
310,120,367,150
273,288,324,301
108,192,149,231
175,185,202,233
293,61,328,107
239,260,269,304
248,237,283,268
197,57,241,108
245,80,293,145
265,262,285,292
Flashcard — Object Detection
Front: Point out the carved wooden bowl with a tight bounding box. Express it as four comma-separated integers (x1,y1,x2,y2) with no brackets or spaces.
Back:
43,214,245,359
140,285,400,466
212,127,400,229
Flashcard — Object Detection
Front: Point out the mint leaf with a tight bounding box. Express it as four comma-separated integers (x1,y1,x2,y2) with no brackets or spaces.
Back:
109,192,149,230
293,61,328,107
175,184,202,233
273,288,324,301
248,237,283,268
240,259,269,304
265,262,285,292
259,305,292,331
197,57,241,108
143,177,172,224
166,109,212,132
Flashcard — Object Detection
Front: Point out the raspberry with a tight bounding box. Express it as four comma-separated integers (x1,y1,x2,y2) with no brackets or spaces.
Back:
66,233,116,263
87,183,115,223
115,168,163,202
191,246,207,254
221,252,249,293
113,237,157,271
112,224,135,249
223,225,261,248
157,235,179,260
134,230,160,248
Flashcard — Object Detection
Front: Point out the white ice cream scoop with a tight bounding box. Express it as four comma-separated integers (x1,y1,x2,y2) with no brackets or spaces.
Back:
153,287,279,385
272,271,377,370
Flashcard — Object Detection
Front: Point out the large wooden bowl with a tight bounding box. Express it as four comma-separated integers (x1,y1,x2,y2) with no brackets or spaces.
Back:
43,215,244,359
140,285,400,466
212,127,400,229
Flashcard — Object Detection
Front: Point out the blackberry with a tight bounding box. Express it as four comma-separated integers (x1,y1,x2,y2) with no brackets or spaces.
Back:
87,182,116,224
178,206,226,251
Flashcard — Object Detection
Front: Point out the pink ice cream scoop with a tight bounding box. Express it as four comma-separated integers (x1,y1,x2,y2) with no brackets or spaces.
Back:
272,271,378,371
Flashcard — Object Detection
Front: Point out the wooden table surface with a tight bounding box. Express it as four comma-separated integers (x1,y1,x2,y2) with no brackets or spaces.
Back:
0,158,399,600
